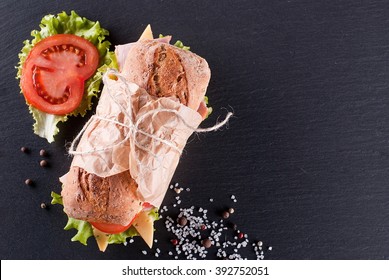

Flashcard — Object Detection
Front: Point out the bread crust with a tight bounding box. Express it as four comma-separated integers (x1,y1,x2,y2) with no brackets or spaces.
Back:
62,167,143,225
123,40,210,111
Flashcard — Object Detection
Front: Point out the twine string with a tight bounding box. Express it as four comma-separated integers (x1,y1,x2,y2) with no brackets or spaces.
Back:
68,69,233,162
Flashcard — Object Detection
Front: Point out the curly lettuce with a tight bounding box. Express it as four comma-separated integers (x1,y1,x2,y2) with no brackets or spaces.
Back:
64,218,94,245
159,34,190,51
16,11,117,143
173,40,190,51
51,191,159,246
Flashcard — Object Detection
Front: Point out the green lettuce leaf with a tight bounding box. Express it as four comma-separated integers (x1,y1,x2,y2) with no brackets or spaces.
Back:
50,191,159,246
50,191,63,205
109,208,160,244
64,217,94,245
51,191,93,245
174,40,190,51
204,96,213,118
16,11,117,143
147,207,160,221
159,34,190,50
108,227,139,244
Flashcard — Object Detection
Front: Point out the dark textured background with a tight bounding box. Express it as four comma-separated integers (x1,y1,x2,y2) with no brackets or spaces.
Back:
1,0,389,260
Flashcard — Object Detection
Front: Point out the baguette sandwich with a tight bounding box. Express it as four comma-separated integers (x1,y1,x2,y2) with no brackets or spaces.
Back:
59,26,211,251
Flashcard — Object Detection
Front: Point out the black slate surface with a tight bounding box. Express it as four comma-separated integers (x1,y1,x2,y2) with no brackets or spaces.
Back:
1,0,389,260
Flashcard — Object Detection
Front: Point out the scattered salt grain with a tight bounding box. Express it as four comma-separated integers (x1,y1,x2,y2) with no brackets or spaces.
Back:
144,183,268,260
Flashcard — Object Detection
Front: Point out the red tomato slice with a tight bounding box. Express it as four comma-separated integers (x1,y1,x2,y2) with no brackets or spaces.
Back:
91,214,139,234
21,34,99,115
91,222,132,235
142,202,153,209
90,202,155,234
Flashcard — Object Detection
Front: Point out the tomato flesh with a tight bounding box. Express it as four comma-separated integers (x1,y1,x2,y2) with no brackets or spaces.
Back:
21,34,99,115
91,214,139,234
90,202,154,234
91,222,133,235
142,202,153,209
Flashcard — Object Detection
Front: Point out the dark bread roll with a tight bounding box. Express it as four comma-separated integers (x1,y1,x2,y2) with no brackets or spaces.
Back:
123,40,210,112
62,167,143,225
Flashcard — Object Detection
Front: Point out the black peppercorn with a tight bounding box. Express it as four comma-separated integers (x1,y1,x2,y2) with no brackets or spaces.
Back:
202,238,212,248
222,211,230,219
25,179,33,186
178,216,188,227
